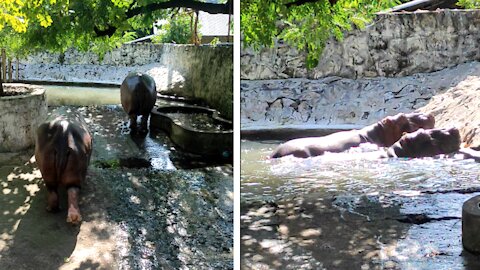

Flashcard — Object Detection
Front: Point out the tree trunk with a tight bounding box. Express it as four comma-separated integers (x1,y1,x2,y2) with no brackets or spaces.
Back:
190,10,194,44
1,49,6,83
8,58,12,82
194,10,199,45
0,79,3,96
16,57,19,81
0,49,3,96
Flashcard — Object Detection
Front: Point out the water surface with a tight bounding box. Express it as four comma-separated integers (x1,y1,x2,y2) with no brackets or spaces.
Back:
241,140,480,203
43,85,120,106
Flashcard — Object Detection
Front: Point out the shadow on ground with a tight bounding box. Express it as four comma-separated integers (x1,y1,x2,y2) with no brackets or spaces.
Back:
0,105,233,269
241,191,480,270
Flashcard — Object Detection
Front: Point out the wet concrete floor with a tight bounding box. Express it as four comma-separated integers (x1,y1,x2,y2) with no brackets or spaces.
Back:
0,105,233,269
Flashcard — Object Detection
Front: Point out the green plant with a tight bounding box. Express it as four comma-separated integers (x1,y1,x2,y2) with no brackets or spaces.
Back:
0,0,231,95
241,0,401,68
457,0,480,8
210,37,221,45
153,11,201,44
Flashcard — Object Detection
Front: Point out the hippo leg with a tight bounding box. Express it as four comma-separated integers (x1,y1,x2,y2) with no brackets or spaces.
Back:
66,186,82,224
129,114,138,131
139,114,149,133
46,185,60,212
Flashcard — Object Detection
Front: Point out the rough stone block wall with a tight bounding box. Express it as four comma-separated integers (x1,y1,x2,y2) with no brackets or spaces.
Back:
18,44,233,119
241,61,480,133
241,10,480,80
0,84,48,152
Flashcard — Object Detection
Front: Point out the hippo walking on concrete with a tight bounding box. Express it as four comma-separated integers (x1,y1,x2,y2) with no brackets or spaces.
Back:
35,110,92,224
120,72,157,133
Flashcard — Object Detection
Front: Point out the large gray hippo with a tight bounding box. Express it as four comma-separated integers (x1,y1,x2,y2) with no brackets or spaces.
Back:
35,110,92,224
271,112,435,158
120,72,157,133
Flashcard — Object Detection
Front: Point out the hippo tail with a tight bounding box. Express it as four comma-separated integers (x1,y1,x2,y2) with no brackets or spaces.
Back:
53,129,70,182
135,84,155,115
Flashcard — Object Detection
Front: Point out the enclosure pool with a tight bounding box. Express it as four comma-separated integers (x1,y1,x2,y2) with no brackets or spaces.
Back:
241,140,480,203
43,84,120,106
240,138,480,269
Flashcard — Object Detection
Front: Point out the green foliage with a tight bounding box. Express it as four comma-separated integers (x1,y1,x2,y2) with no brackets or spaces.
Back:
0,0,188,58
241,0,401,68
210,37,221,45
152,12,199,44
457,0,480,8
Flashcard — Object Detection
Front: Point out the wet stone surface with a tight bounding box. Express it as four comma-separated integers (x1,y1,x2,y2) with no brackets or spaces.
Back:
83,105,234,269
0,105,233,270
241,192,480,270
168,112,232,132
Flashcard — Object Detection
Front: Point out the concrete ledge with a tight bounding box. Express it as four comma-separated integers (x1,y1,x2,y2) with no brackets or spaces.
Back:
0,84,48,152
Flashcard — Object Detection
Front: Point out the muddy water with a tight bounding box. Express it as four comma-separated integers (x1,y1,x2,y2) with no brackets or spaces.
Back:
43,85,120,106
241,140,480,203
43,85,192,107
241,139,480,269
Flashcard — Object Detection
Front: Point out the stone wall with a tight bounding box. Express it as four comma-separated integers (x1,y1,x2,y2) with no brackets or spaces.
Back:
241,9,480,80
241,61,480,147
18,43,233,119
0,84,48,152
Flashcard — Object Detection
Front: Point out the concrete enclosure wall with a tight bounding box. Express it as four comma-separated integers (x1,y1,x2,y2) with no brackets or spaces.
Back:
0,84,48,152
18,44,233,119
241,9,480,80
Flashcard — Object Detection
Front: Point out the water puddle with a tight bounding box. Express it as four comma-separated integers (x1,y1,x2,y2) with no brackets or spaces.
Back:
167,112,232,131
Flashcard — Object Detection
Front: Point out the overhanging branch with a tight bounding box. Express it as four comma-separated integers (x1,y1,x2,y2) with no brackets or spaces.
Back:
286,0,338,8
127,0,233,17
95,0,233,37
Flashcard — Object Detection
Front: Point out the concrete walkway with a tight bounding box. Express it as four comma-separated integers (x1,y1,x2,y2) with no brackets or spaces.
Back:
0,105,233,269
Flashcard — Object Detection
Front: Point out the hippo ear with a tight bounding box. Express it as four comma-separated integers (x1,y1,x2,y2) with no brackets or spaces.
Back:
381,117,393,126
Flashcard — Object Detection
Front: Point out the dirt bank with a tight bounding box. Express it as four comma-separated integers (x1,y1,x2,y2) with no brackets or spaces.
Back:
418,73,480,148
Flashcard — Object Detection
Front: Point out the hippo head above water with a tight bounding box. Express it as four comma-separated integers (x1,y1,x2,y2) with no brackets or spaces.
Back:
403,112,435,132
379,112,435,146
388,127,461,158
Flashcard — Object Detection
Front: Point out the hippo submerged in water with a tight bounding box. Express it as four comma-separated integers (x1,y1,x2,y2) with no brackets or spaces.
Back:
120,72,157,133
382,127,461,158
35,111,92,224
270,112,435,158
282,127,461,161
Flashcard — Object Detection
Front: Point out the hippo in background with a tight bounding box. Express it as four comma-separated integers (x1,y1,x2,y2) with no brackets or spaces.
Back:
384,127,461,158
270,112,435,159
35,109,92,224
120,72,157,133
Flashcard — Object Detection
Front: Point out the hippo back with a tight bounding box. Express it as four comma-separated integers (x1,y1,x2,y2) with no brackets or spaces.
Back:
35,108,92,187
120,72,157,116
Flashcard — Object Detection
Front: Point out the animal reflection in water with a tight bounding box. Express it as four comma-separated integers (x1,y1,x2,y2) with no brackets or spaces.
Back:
35,112,92,225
